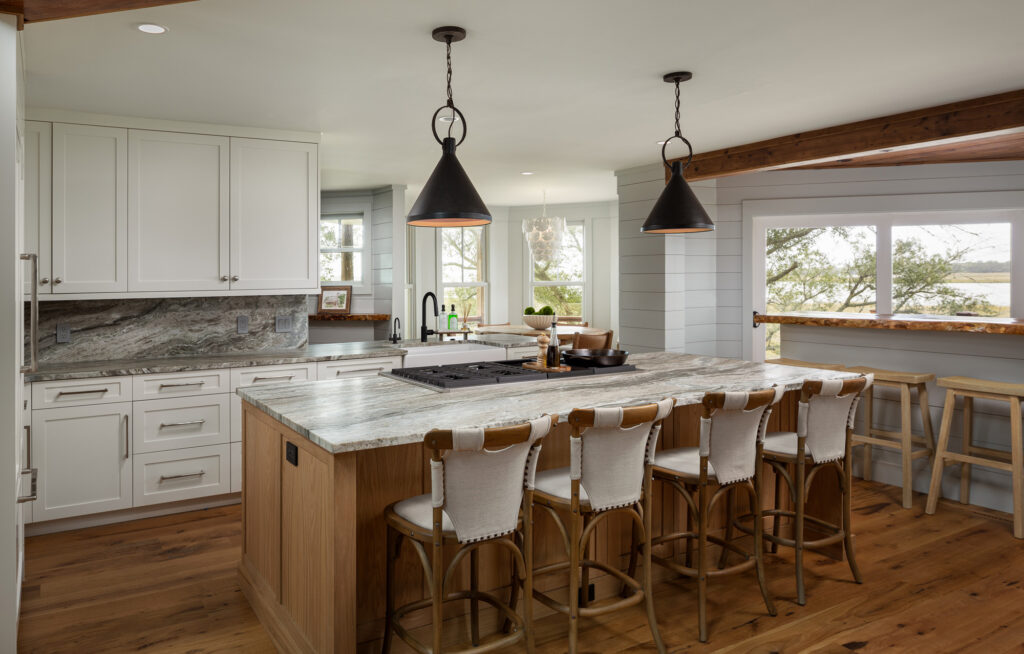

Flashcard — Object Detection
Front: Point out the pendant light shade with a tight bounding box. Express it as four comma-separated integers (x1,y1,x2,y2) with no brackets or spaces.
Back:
408,26,492,227
641,72,714,234
407,137,491,226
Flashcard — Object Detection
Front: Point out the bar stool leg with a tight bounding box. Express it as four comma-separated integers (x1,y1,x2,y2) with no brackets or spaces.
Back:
642,472,666,654
862,388,874,481
900,384,914,509
697,481,709,643
752,471,776,616
382,526,399,654
794,451,807,606
960,397,974,505
842,438,863,584
523,494,536,654
431,537,444,654
926,390,957,515
470,548,480,646
568,509,581,654
771,470,782,554
1010,398,1024,539
917,383,935,452
717,486,735,569
579,513,591,609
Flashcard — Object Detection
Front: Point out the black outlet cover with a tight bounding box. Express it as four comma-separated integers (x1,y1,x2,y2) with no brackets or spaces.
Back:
286,442,298,466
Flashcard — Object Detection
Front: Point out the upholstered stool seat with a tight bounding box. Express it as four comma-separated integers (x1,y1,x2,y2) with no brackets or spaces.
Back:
533,468,591,507
390,494,457,535
652,447,717,481
762,431,801,459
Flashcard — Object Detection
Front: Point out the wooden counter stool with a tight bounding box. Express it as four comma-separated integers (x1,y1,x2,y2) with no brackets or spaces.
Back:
761,374,871,605
846,366,936,509
570,330,613,350
925,377,1024,539
530,398,675,654
382,415,555,654
767,358,845,371
648,387,784,642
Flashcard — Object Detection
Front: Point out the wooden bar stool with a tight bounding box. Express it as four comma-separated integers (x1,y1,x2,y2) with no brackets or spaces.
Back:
570,330,613,350
761,374,871,605
846,366,936,509
381,415,555,654
530,398,675,654
925,377,1024,539
648,387,784,642
767,358,845,371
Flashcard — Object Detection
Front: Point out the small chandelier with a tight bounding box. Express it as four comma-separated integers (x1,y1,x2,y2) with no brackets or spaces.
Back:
523,190,565,263
641,72,715,234
407,26,492,227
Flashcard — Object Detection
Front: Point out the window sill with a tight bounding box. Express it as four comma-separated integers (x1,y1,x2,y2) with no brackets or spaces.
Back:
754,311,1024,335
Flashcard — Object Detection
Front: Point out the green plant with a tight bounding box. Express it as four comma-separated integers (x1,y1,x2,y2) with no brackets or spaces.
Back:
538,305,555,316
524,307,535,315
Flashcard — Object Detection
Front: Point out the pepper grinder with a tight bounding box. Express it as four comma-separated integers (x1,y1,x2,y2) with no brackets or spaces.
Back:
537,333,550,365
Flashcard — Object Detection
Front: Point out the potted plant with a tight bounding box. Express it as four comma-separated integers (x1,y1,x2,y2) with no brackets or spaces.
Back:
523,305,556,330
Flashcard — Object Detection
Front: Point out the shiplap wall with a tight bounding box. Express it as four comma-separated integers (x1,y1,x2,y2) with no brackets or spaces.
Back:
615,162,718,353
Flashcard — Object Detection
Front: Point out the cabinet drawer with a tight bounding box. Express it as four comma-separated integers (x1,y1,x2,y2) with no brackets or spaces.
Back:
133,395,230,453
133,369,230,400
506,346,539,360
133,444,231,506
317,356,401,380
33,376,132,408
230,363,316,391
231,441,241,493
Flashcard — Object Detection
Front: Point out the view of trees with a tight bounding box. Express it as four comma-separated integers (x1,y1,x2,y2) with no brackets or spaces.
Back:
441,226,486,321
766,224,1008,356
319,216,362,283
532,223,584,318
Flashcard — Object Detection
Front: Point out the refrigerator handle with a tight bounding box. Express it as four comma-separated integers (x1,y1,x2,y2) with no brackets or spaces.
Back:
20,253,38,374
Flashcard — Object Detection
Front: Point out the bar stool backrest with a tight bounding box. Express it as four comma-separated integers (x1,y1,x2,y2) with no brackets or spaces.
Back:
568,398,675,511
700,387,785,484
424,415,555,543
799,375,872,463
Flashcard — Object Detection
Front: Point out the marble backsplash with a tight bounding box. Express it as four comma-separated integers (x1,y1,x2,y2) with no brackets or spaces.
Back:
28,295,309,364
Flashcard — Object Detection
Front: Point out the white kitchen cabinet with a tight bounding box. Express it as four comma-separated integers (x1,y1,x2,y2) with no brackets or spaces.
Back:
229,138,318,291
132,395,230,454
33,402,133,521
23,120,51,297
316,356,402,380
33,376,132,409
133,444,231,506
51,123,128,294
230,441,242,493
128,130,230,292
230,362,317,443
132,369,230,401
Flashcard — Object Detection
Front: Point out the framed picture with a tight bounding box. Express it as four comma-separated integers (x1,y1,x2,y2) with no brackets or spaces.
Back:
318,285,352,314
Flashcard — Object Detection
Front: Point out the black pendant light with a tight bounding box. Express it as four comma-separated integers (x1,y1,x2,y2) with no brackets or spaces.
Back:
641,72,714,234
407,26,491,227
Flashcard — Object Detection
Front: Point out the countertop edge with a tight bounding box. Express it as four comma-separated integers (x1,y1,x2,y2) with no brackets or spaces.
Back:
754,312,1024,335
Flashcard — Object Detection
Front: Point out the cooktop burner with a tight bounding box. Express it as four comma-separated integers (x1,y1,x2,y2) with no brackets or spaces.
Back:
388,359,638,390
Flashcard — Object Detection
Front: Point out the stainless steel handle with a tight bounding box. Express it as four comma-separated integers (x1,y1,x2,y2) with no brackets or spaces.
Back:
159,470,205,482
20,253,38,374
56,388,109,398
252,374,294,383
53,277,62,284
24,425,31,469
123,414,129,460
230,275,239,282
336,367,384,376
220,275,229,282
159,419,206,429
17,468,37,504
158,381,205,389
39,277,49,285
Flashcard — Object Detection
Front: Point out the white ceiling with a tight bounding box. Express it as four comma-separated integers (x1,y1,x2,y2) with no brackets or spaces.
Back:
22,0,1024,207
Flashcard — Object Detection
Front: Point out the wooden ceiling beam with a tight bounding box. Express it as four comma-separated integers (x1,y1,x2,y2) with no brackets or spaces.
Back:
0,0,197,27
673,89,1024,181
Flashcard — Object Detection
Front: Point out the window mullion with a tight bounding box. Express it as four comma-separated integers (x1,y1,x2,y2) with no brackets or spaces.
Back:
876,223,893,315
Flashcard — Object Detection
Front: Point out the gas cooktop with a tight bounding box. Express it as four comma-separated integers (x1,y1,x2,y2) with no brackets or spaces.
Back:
387,359,638,391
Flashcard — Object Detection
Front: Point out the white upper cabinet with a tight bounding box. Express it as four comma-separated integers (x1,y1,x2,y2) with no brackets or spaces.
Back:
52,123,128,294
229,138,318,290
23,121,51,296
128,130,230,292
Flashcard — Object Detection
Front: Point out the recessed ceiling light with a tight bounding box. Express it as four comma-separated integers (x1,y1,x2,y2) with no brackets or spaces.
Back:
137,23,168,34
520,171,534,176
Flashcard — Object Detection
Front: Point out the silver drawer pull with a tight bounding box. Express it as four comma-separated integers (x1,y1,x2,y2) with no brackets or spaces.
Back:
159,419,207,429
252,375,295,383
159,381,205,389
159,470,205,482
17,468,37,503
336,367,384,376
56,388,109,398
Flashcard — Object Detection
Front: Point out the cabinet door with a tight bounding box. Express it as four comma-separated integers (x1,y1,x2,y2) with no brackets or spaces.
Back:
128,130,230,292
229,138,317,290
23,121,51,297
52,123,128,293
34,402,133,521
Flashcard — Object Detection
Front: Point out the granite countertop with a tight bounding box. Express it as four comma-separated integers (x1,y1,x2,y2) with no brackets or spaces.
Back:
24,335,540,382
754,311,1024,335
238,352,858,455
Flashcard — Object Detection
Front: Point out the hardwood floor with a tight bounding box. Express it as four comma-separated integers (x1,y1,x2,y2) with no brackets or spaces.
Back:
18,480,1024,653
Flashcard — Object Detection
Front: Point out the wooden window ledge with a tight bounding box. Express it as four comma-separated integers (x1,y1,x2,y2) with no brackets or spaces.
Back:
754,312,1024,335
308,313,391,322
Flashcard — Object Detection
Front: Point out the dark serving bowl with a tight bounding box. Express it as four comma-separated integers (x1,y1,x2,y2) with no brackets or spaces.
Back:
562,348,630,367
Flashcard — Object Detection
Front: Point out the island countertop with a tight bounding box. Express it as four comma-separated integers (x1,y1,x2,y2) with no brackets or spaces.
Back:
237,352,855,454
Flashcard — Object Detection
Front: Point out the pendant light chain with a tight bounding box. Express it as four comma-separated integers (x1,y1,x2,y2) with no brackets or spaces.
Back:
445,35,457,139
674,77,682,138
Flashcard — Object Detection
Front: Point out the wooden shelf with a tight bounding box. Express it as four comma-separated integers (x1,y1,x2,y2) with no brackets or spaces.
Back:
308,313,390,322
755,312,1024,335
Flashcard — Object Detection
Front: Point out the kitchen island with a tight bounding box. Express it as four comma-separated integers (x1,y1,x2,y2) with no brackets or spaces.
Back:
237,352,854,653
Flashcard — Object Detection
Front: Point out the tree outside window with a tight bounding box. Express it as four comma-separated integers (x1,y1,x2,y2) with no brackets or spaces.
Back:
531,222,585,318
320,213,364,284
441,226,487,322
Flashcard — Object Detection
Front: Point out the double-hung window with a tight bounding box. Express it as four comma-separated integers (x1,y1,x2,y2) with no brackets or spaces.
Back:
319,196,371,292
439,226,487,322
529,221,586,320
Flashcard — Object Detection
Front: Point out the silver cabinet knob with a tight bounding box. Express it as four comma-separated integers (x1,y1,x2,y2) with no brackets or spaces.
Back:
53,277,63,285
230,275,239,282
220,275,229,282
39,277,49,285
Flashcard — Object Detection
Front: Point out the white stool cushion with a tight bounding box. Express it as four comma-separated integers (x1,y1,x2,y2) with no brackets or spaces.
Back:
763,431,800,458
653,447,717,481
393,494,456,533
534,467,591,507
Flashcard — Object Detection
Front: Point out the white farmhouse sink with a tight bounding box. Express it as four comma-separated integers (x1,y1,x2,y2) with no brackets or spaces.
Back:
402,343,506,368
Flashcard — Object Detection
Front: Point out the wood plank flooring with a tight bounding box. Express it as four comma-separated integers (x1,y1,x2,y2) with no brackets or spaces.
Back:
18,480,1024,653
